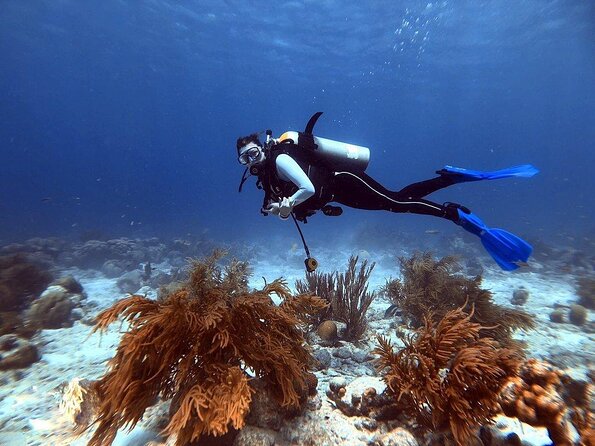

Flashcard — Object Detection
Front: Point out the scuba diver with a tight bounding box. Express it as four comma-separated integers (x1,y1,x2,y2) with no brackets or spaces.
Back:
237,112,538,272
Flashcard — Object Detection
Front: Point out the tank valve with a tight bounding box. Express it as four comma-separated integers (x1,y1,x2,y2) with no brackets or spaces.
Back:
265,129,273,145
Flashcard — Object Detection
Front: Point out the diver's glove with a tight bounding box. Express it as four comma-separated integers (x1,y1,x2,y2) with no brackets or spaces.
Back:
278,197,294,220
263,202,281,216
263,197,294,220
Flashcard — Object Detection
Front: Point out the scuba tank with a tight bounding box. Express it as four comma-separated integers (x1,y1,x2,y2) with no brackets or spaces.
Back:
277,112,370,172
277,131,370,171
267,112,370,172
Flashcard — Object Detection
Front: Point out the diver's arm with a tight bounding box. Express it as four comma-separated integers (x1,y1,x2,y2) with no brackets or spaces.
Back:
275,154,315,205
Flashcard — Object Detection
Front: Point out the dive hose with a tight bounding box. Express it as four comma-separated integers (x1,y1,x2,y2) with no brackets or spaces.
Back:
290,213,318,272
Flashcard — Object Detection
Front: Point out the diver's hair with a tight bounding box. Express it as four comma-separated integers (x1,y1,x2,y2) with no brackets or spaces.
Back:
236,133,262,153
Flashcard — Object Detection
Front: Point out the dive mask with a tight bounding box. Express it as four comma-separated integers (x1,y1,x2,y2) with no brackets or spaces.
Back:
238,146,262,165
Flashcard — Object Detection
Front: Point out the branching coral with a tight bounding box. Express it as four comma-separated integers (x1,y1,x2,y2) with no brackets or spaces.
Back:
87,251,327,446
500,359,593,446
374,305,523,445
295,265,336,325
295,255,376,341
381,252,534,347
60,378,99,434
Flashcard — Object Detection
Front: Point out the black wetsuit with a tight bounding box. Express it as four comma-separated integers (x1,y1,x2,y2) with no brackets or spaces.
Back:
329,169,459,219
259,141,460,223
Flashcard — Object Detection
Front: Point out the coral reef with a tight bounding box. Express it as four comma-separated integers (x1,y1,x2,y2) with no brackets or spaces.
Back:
295,255,376,341
568,304,588,326
576,277,595,310
0,237,65,270
86,251,327,446
381,253,534,347
25,283,85,329
511,288,529,306
550,309,565,323
0,254,52,312
0,336,40,370
326,381,402,421
499,358,593,445
374,305,523,445
243,375,318,430
52,275,84,294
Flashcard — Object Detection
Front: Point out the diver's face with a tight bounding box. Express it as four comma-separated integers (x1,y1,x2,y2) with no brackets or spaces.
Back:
238,143,265,166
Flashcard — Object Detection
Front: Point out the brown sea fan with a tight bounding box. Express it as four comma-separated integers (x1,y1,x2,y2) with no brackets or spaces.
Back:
375,305,523,445
87,251,327,446
381,252,534,347
295,255,376,341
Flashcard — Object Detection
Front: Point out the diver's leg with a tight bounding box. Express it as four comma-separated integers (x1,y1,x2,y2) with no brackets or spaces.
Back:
396,175,457,198
330,171,533,270
395,164,540,198
330,171,459,220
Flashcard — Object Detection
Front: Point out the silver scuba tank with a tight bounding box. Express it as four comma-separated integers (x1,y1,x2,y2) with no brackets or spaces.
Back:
278,131,370,171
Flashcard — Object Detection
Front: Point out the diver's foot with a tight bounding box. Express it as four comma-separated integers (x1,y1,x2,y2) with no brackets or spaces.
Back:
443,202,470,220
436,168,471,184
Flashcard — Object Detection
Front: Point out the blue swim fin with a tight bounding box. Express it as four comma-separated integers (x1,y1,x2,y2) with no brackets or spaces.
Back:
437,164,539,182
456,210,533,271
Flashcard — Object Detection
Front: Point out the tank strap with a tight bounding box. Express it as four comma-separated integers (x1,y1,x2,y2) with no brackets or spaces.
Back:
298,133,317,152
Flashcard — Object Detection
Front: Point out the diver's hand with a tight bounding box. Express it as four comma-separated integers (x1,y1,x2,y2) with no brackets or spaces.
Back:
263,202,281,216
279,197,294,219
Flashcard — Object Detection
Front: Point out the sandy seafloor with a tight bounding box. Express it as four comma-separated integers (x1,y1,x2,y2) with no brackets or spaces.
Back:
0,237,593,446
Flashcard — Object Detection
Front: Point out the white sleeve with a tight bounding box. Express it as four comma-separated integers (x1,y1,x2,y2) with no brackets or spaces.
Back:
275,153,315,205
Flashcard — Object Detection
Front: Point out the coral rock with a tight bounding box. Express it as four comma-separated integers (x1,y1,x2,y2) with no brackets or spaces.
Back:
568,304,588,326
317,320,338,341
26,285,75,329
116,270,143,294
550,309,565,323
511,288,529,306
52,275,84,294
232,426,276,446
0,334,18,351
244,378,288,431
576,277,595,309
375,427,419,446
101,260,125,278
329,377,348,392
0,342,40,370
312,348,331,370
0,254,52,312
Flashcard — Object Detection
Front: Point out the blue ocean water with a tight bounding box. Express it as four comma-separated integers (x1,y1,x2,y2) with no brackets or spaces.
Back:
1,3,595,445
1,0,594,250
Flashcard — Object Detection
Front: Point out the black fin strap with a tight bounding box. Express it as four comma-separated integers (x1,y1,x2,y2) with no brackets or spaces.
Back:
238,167,250,193
304,112,323,135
